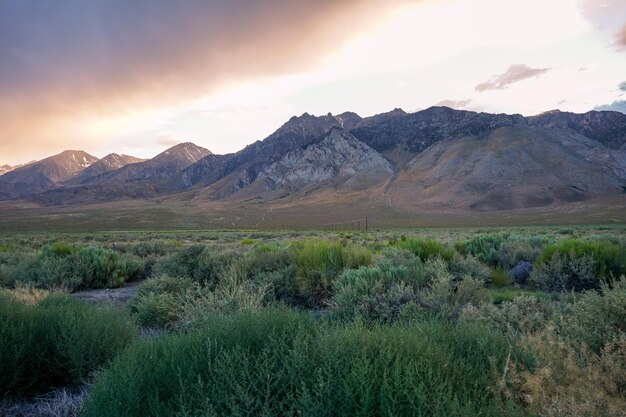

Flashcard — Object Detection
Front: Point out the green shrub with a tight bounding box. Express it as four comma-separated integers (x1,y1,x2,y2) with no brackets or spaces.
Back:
135,275,195,298
491,268,512,287
533,240,626,290
334,264,419,322
82,310,524,417
448,253,491,281
0,293,136,399
130,276,195,329
132,292,181,329
461,296,556,338
462,234,505,267
131,240,171,258
531,252,598,292
8,245,141,291
560,276,626,353
393,238,455,262
241,245,298,304
175,268,269,331
154,245,239,288
294,240,370,307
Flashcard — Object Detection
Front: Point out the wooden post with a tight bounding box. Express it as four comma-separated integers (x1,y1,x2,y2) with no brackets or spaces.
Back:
365,216,368,232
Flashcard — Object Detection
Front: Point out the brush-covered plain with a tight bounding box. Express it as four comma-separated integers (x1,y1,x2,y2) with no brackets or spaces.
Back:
0,225,625,417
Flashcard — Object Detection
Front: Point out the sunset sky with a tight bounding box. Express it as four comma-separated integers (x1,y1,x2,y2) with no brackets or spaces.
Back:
1,0,625,165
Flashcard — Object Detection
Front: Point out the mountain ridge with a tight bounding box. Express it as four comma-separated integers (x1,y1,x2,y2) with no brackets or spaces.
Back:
2,107,625,212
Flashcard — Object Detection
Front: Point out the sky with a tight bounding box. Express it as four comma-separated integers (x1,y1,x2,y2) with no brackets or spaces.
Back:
1,0,625,165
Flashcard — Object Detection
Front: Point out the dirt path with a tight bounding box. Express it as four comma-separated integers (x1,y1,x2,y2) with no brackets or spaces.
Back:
72,281,142,305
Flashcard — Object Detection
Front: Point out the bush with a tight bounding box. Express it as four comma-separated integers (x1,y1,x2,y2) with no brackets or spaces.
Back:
463,234,505,267
531,252,598,292
82,310,524,417
507,330,626,417
0,293,136,399
460,296,556,338
393,238,455,262
491,268,512,287
6,244,141,291
334,264,420,322
448,253,491,281
560,276,626,353
294,240,371,307
132,292,181,329
536,239,626,279
153,245,239,288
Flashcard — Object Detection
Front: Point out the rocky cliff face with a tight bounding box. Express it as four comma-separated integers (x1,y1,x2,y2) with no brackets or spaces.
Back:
175,112,362,190
254,128,394,193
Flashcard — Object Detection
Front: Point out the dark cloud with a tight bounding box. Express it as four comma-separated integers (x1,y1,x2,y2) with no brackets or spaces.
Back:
619,81,626,92
595,100,626,114
475,64,551,92
435,99,472,109
0,0,413,161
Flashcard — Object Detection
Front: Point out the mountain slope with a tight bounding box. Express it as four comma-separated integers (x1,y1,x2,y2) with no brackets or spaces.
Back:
0,150,98,196
91,142,210,184
30,143,210,204
5,107,626,212
386,126,625,210
174,112,361,195
66,153,146,185
218,128,395,201
528,110,626,150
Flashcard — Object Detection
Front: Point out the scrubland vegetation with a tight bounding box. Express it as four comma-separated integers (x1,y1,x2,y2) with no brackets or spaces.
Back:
0,225,624,416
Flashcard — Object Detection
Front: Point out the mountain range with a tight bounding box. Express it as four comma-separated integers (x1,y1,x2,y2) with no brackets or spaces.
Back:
1,106,625,213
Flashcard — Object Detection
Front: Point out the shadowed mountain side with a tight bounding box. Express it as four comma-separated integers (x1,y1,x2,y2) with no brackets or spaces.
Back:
528,110,626,150
30,143,210,205
0,150,98,197
385,126,626,211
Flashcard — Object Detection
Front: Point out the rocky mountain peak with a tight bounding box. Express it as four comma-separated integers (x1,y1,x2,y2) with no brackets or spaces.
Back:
154,142,212,164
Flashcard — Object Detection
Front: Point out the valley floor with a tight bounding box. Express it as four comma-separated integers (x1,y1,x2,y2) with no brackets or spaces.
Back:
0,194,624,232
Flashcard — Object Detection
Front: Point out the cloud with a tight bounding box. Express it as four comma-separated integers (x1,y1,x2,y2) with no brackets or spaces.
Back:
436,99,472,109
157,135,184,148
475,64,551,92
619,81,626,92
595,100,626,114
0,0,413,162
616,24,626,49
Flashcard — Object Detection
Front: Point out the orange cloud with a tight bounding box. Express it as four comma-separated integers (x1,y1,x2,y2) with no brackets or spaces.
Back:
0,0,415,163
616,23,626,49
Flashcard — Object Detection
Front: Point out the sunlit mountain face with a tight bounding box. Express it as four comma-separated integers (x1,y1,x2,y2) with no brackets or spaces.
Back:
1,0,624,166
